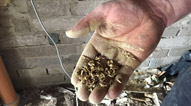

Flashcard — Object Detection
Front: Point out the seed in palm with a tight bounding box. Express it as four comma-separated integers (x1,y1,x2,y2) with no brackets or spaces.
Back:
76,55,120,92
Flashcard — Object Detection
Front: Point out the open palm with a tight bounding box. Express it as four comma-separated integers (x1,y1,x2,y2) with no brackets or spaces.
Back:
66,0,164,104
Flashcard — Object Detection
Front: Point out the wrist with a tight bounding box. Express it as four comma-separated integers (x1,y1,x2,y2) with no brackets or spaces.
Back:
146,0,191,26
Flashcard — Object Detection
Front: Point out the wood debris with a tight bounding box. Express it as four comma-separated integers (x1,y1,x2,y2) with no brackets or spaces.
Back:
99,68,177,106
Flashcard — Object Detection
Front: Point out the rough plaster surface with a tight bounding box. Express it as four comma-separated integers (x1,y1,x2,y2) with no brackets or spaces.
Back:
0,0,190,89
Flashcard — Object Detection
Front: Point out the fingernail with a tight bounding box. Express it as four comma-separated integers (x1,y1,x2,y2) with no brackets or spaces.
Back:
66,27,91,38
65,30,73,38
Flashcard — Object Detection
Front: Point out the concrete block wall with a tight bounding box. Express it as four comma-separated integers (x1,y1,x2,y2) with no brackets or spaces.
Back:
0,0,190,89
139,14,191,69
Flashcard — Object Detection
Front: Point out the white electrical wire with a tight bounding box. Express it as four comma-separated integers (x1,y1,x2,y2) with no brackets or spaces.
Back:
30,0,78,106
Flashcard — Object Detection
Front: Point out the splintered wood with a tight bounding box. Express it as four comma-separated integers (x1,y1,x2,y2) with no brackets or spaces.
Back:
76,55,120,92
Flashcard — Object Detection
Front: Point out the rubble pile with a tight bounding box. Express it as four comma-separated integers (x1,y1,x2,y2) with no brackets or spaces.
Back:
0,68,176,106
100,69,176,106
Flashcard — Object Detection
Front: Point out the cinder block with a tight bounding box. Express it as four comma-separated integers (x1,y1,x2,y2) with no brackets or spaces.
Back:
17,67,47,78
3,55,81,72
28,0,72,19
63,54,80,64
149,56,180,68
45,66,63,75
32,16,82,32
151,49,169,57
0,44,83,59
168,47,191,56
12,74,69,90
46,64,75,75
162,27,180,38
179,27,191,36
6,64,75,81
70,1,102,16
70,0,111,16
3,56,61,70
11,17,31,33
42,58,77,75
157,36,191,48
0,33,47,48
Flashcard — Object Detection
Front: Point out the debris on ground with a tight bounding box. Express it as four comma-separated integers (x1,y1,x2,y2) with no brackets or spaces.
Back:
0,68,177,106
14,86,93,106
99,68,176,106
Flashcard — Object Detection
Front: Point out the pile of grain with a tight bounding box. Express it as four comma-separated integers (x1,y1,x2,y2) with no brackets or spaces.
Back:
76,55,120,92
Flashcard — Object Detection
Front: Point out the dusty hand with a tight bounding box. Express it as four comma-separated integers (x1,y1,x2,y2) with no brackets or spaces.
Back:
66,0,164,104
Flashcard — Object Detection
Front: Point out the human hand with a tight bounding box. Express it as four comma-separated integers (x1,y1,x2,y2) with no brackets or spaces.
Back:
66,0,164,104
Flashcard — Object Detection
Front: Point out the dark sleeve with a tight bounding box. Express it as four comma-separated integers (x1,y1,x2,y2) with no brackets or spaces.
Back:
162,65,191,106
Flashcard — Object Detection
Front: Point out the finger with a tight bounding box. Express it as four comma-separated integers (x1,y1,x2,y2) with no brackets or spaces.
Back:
65,17,101,38
65,3,111,38
71,55,83,86
77,85,90,101
107,80,124,99
89,87,108,104
71,73,79,86
71,42,98,86
108,66,134,99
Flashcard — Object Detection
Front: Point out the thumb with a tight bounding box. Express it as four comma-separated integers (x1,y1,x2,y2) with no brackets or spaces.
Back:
65,3,110,38
65,16,102,38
